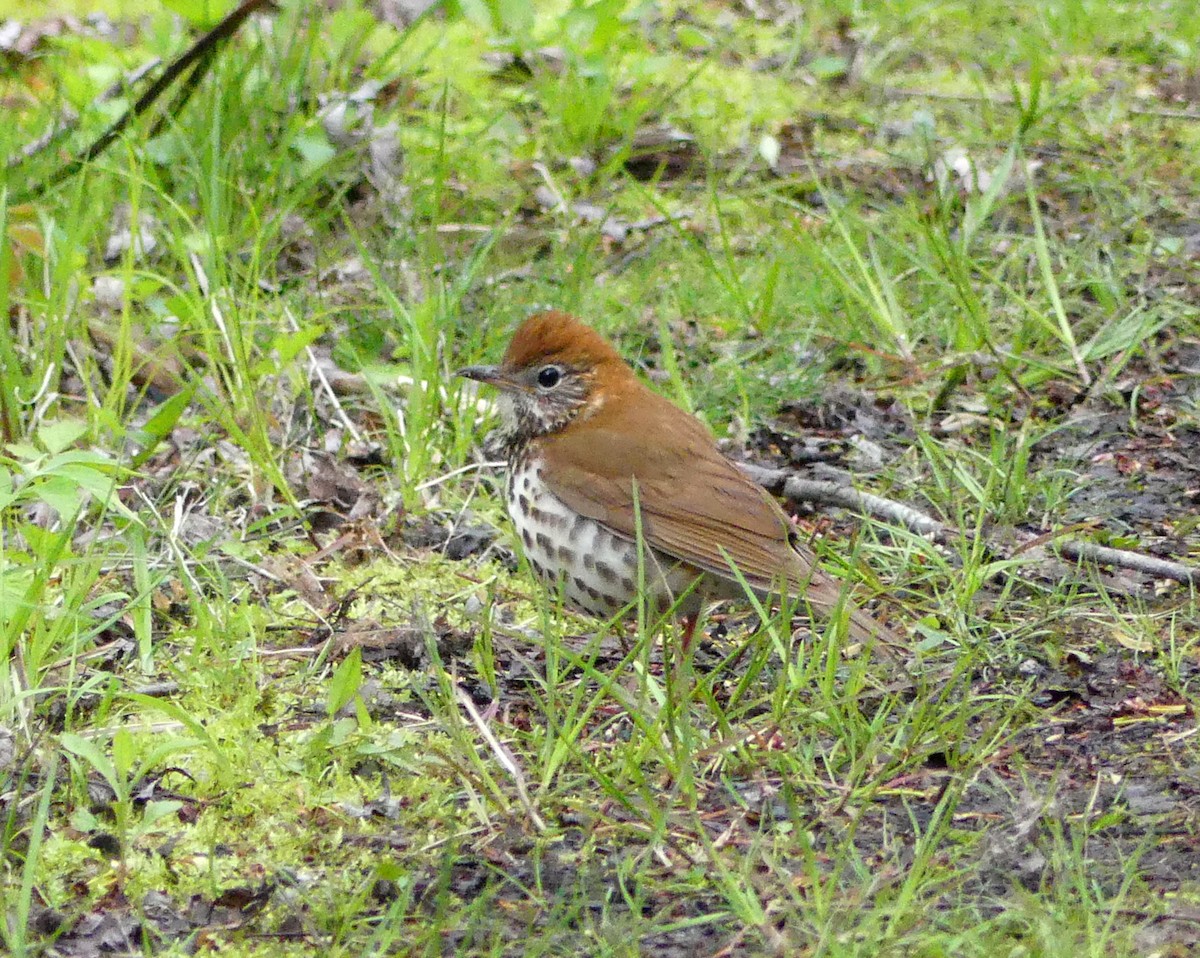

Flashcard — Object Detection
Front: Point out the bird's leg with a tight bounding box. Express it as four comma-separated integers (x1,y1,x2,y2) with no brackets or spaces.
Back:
679,612,699,651
666,613,698,716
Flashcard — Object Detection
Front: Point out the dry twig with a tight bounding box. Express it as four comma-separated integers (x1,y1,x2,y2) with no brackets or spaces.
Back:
455,685,547,833
741,462,1200,588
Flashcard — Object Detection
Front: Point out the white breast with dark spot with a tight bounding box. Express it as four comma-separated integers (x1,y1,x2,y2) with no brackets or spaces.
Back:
506,454,699,618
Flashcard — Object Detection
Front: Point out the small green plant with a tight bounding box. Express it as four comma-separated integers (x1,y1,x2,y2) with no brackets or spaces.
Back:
0,420,140,720
57,722,197,871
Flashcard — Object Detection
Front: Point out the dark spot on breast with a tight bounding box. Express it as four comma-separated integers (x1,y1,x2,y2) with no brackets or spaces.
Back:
557,545,575,564
535,532,553,552
595,560,618,584
521,528,533,549
583,552,596,571
620,575,636,593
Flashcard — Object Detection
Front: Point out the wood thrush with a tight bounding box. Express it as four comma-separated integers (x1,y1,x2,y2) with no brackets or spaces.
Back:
458,311,901,652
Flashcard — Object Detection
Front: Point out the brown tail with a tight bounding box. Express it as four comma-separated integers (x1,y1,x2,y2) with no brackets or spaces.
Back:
846,604,905,659
805,575,905,659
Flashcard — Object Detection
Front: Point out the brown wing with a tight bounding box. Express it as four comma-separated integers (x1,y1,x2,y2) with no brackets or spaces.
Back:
538,386,820,594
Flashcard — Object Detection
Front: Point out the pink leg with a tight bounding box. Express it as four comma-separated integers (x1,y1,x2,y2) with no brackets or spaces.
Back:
680,613,699,652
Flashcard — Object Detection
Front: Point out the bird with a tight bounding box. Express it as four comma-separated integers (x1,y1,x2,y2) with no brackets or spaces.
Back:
457,311,902,653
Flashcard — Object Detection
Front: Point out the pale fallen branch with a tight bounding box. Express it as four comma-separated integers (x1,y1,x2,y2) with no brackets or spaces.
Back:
744,466,948,540
1053,540,1200,587
455,685,547,833
741,463,1200,588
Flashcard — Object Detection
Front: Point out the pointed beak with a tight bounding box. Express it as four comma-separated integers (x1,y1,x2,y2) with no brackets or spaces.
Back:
455,364,517,390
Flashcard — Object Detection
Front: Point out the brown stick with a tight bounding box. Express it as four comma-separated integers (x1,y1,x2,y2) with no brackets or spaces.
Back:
740,463,1200,588
18,0,276,200
7,57,162,170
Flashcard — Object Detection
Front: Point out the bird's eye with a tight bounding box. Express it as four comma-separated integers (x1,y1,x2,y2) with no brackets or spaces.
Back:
536,366,562,389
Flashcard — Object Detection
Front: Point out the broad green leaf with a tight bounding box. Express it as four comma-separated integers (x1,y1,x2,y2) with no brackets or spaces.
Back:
141,800,184,828
292,132,337,176
32,476,86,519
61,732,118,792
452,0,493,30
327,648,363,717
272,325,325,365
676,25,712,50
495,0,534,35
132,388,195,468
808,55,848,79
37,419,88,455
111,727,135,779
4,442,40,462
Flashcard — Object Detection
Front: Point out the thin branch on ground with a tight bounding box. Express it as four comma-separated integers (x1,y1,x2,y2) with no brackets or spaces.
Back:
285,306,365,446
741,462,1200,587
455,685,547,833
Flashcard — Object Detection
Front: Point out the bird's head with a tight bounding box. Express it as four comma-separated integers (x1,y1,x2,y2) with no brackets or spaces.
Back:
457,311,629,441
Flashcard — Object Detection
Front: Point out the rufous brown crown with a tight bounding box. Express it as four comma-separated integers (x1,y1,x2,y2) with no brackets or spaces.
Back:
501,310,626,373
